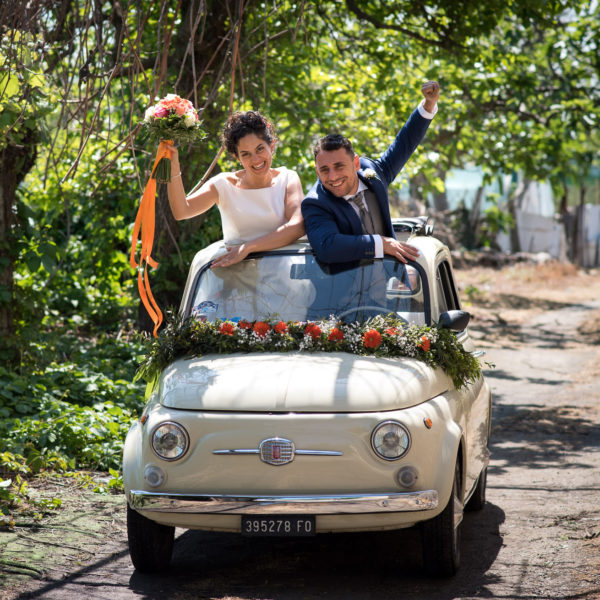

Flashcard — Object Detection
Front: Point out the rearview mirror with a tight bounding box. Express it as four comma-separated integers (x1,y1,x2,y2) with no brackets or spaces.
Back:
438,310,471,332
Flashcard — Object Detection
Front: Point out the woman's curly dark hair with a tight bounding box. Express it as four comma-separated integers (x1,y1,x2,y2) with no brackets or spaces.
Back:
221,110,276,157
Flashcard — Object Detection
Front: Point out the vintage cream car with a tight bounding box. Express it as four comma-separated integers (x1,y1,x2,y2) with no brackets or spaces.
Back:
123,219,491,577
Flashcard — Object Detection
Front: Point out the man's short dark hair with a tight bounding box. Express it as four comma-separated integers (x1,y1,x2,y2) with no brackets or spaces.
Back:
313,134,355,159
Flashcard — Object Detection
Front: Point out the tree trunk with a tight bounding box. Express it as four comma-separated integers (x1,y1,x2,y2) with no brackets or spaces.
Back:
558,179,575,262
432,168,449,212
0,134,38,346
574,183,587,267
507,178,531,253
469,185,483,247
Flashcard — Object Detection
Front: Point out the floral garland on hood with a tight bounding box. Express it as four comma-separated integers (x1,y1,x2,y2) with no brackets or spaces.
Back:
136,314,482,391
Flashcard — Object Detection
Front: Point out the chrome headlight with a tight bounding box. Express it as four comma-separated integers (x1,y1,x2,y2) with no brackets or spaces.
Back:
371,420,411,461
151,422,189,461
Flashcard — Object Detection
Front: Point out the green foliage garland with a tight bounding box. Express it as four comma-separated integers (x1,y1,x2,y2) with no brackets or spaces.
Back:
137,314,482,391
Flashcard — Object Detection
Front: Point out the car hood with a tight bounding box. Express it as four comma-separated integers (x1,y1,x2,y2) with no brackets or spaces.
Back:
158,353,450,413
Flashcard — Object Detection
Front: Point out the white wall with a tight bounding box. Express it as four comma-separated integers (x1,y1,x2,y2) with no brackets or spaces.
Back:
582,204,600,267
516,210,565,257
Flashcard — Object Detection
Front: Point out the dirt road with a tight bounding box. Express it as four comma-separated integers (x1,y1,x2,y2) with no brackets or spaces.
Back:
4,261,600,600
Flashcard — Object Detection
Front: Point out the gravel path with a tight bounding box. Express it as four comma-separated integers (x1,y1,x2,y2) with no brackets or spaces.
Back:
4,270,600,600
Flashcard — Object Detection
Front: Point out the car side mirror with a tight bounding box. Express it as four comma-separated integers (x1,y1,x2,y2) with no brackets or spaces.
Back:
438,310,471,332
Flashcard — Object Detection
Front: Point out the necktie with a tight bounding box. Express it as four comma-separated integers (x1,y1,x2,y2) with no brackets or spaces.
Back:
348,191,375,234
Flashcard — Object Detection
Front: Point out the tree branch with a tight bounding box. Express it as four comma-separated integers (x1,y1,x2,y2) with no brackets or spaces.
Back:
345,0,464,51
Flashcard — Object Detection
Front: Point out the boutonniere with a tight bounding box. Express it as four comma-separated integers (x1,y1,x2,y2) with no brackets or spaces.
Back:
363,168,379,180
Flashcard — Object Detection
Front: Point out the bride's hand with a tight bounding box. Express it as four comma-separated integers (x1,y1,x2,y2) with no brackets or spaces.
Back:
162,141,181,173
210,244,249,268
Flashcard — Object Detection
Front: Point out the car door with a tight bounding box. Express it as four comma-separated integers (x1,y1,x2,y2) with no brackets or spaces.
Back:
434,252,490,497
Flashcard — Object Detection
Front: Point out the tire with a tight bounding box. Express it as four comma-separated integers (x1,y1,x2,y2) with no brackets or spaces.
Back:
465,466,487,512
421,460,462,577
127,503,175,573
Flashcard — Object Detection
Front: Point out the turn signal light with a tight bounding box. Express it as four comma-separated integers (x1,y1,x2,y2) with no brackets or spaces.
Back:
396,466,419,488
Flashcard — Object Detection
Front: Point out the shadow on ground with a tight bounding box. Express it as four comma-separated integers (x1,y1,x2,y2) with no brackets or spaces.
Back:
488,404,600,478
17,503,505,600
133,502,505,600
471,293,574,312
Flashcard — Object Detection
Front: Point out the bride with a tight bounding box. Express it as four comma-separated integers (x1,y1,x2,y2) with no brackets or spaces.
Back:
166,110,305,268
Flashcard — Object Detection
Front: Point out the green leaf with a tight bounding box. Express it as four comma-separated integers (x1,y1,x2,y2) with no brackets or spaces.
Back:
0,73,20,99
41,254,56,273
0,111,18,128
25,255,41,273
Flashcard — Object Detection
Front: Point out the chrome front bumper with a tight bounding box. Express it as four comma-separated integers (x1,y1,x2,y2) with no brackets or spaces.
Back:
128,489,438,515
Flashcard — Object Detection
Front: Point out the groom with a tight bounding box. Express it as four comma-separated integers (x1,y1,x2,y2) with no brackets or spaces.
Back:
302,81,439,266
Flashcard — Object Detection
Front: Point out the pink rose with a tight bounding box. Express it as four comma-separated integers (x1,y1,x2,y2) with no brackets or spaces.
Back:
153,106,169,118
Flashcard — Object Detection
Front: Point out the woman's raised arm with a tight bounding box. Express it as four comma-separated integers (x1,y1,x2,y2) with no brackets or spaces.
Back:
166,144,219,221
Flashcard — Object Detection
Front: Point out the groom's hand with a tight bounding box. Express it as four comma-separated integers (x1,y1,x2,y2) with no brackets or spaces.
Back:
382,237,420,263
421,81,440,113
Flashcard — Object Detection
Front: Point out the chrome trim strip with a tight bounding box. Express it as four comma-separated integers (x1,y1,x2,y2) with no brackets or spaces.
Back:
213,449,259,455
128,490,438,515
212,449,343,456
295,450,343,456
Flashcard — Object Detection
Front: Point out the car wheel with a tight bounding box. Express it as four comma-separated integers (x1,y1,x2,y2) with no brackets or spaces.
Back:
465,466,487,512
127,503,175,573
421,460,462,577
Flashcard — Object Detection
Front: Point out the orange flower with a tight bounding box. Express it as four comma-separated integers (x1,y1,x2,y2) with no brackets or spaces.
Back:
219,322,235,336
328,328,344,342
174,103,188,116
253,321,271,338
305,323,322,340
385,327,398,336
363,329,382,349
238,320,253,330
274,321,288,334
418,336,431,352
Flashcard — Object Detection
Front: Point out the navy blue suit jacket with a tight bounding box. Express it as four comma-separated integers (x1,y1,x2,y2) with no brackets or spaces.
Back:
302,108,432,264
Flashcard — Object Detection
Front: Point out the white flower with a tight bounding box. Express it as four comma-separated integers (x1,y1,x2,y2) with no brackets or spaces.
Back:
184,112,196,128
144,107,155,122
363,168,378,180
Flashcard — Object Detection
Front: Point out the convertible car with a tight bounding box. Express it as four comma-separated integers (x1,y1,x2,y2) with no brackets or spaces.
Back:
123,219,491,577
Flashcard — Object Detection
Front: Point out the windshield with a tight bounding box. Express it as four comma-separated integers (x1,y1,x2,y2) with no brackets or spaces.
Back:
188,253,428,325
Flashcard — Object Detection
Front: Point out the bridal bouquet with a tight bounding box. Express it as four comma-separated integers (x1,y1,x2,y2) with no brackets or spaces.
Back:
131,94,206,338
142,94,205,182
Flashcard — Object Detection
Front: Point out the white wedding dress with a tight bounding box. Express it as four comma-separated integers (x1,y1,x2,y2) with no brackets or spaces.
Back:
192,167,315,322
209,167,290,245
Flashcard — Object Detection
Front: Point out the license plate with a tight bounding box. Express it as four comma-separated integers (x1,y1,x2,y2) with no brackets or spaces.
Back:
241,515,316,537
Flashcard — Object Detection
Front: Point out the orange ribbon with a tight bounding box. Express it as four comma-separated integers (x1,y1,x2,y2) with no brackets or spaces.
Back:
130,140,172,337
